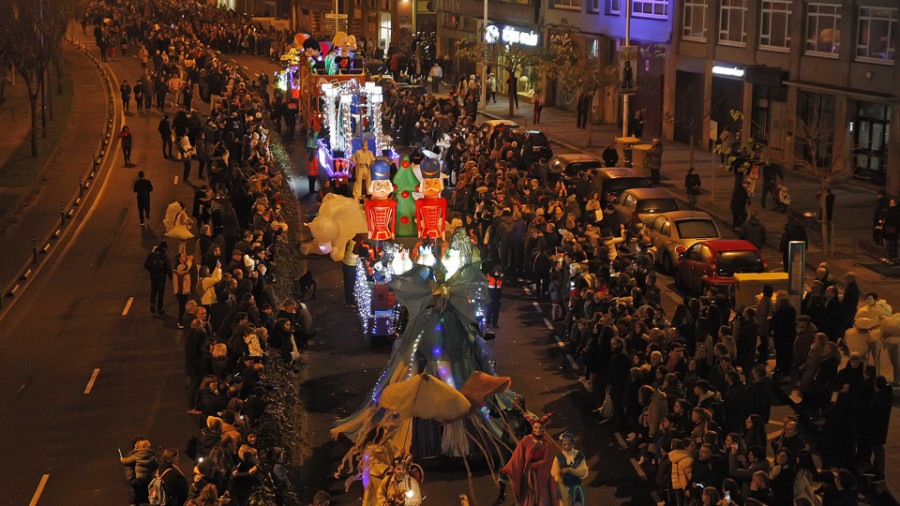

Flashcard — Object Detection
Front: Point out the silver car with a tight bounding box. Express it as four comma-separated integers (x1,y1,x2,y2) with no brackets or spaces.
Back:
614,187,680,226
645,211,721,273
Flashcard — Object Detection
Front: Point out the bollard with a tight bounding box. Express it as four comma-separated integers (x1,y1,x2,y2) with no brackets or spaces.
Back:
60,202,66,223
32,235,38,263
78,173,83,195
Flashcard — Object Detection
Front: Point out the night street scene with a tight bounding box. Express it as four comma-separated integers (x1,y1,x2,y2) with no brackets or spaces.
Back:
1,0,900,505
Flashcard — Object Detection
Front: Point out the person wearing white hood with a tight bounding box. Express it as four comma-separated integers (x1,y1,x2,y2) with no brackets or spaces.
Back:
179,135,195,182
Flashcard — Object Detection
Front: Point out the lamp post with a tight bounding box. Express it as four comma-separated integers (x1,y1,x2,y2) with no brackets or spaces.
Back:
621,0,631,138
481,0,488,109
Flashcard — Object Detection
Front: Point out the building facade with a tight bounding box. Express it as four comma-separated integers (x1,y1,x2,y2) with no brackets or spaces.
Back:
666,0,899,193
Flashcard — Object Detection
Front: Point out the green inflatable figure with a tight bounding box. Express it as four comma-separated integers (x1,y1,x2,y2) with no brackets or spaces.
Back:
393,157,420,237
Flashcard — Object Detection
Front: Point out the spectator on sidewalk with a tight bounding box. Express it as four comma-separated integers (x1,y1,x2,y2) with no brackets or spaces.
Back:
134,80,144,114
506,73,519,109
133,171,153,225
685,167,701,210
873,189,887,245
760,162,783,209
779,215,808,269
603,141,619,168
428,62,442,93
730,180,751,231
158,114,173,158
647,138,663,186
629,110,645,138
738,213,766,250
144,241,172,314
880,198,900,263
576,92,591,129
533,93,543,124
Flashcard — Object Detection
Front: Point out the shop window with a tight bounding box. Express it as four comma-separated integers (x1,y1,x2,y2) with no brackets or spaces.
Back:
633,0,668,19
554,0,582,9
682,0,708,41
759,0,791,51
805,3,841,57
856,6,897,64
854,102,891,184
719,0,748,46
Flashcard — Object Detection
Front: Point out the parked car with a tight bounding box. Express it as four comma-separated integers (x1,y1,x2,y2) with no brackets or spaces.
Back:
521,129,553,162
645,211,721,273
674,239,766,294
549,154,605,186
613,188,680,227
594,167,650,203
480,119,520,138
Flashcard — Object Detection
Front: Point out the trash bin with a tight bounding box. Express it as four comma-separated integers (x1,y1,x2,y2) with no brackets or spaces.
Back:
632,143,652,179
615,136,640,167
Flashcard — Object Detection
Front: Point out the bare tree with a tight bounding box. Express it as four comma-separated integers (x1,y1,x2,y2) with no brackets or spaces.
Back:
535,31,616,147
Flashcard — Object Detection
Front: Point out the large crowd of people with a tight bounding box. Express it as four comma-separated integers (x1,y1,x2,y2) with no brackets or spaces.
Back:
351,79,896,505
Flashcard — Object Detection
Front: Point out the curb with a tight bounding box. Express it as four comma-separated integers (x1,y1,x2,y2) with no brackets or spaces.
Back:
0,38,123,320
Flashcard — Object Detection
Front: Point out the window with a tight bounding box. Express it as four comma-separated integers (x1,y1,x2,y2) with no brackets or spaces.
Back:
553,0,581,9
682,0,708,41
759,0,791,51
608,0,620,15
632,0,668,19
806,3,841,57
588,0,600,12
857,6,897,64
719,0,748,46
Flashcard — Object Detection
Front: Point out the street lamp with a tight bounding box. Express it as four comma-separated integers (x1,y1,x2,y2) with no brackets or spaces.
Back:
481,0,488,109
622,0,632,138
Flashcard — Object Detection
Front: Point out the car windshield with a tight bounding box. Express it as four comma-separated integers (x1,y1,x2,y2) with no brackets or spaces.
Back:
636,199,678,213
675,219,719,239
565,161,603,176
606,177,650,194
716,251,764,276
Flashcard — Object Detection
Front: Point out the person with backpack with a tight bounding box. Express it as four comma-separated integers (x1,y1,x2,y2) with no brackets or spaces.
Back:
145,241,173,314
120,437,159,505
148,448,188,505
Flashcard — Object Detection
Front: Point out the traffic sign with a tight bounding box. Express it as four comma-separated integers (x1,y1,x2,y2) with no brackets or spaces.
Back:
325,13,348,19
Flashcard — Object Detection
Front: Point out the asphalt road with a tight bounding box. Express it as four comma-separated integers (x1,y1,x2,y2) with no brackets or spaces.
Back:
0,31,667,505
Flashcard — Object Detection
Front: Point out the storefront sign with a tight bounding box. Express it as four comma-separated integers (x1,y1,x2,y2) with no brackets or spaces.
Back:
484,24,539,47
712,65,744,78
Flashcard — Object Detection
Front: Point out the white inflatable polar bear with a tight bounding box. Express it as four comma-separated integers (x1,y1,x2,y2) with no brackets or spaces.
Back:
305,193,368,262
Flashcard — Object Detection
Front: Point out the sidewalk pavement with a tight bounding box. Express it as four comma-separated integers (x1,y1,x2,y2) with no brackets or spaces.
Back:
0,41,108,291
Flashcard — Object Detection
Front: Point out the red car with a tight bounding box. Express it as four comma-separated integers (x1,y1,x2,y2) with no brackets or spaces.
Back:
674,239,766,294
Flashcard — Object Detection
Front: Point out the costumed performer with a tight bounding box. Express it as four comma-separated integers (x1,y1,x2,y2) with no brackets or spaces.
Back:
500,413,556,506
377,455,423,506
366,160,397,241
552,432,588,506
352,139,376,200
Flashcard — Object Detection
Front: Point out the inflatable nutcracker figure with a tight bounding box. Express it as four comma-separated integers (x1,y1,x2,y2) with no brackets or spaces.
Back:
414,159,447,240
365,160,397,241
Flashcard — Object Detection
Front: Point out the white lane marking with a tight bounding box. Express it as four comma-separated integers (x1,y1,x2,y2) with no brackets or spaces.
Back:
174,175,179,184
29,474,50,506
532,301,542,311
83,368,100,394
121,297,133,316
543,318,554,330
523,286,532,295
630,458,647,480
615,432,627,449
550,329,577,369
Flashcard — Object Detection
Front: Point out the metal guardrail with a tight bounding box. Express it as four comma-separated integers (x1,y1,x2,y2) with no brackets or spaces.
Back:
0,38,121,317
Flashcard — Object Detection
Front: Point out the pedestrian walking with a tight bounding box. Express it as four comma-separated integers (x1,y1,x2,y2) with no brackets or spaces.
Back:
487,265,504,328
646,138,663,186
533,93,543,124
759,162,783,208
738,213,767,250
880,198,900,263
133,80,144,113
576,92,591,129
730,180,751,230
685,167,701,210
179,135,195,182
120,80,131,112
487,73,497,103
133,171,153,225
603,141,619,168
144,241,172,314
119,125,134,167
873,189,887,245
506,73,519,109
173,253,193,324
158,114,173,158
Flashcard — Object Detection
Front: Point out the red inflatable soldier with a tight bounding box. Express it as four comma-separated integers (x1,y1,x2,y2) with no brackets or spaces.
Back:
414,158,447,240
364,160,397,241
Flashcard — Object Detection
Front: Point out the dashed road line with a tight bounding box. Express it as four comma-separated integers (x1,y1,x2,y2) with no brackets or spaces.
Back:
630,458,647,480
122,297,133,316
29,474,49,506
173,175,179,184
615,432,627,449
542,318,554,330
83,368,100,394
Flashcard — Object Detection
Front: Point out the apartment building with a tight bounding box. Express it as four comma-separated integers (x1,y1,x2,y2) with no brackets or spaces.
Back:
666,0,899,193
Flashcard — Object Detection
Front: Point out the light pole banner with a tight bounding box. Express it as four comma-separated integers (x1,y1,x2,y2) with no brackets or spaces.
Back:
618,45,638,95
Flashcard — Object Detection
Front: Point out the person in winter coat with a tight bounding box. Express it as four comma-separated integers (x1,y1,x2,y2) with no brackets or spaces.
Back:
730,180,751,230
869,376,893,480
770,297,797,378
668,439,692,506
881,198,900,262
155,448,188,506
173,253,193,326
779,215,808,269
747,364,773,423
197,264,223,307
840,272,860,331
646,139,663,186
120,437,159,505
685,167,701,210
144,242,173,314
792,317,819,371
640,385,669,442
738,213,767,250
